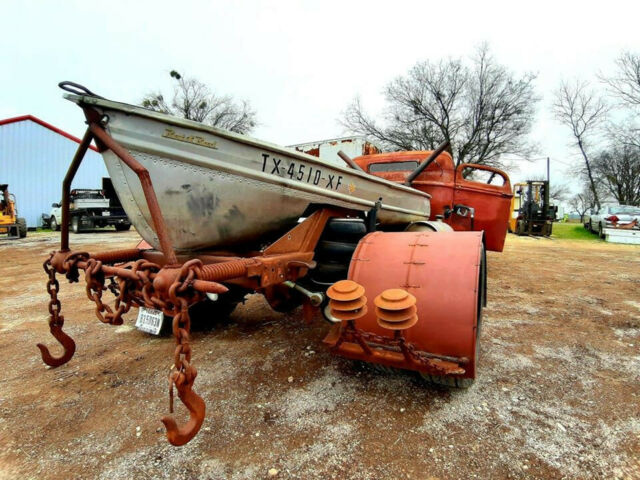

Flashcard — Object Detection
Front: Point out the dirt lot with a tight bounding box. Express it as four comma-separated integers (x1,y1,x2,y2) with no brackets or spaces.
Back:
0,230,638,479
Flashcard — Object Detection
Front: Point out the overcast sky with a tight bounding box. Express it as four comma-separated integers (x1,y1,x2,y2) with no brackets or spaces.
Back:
2,0,638,196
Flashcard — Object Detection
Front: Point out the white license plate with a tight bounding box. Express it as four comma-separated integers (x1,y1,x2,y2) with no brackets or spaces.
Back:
135,307,164,335
102,210,111,216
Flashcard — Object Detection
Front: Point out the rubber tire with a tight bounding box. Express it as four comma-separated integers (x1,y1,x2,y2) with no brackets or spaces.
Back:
322,218,367,242
17,218,27,238
71,216,80,233
161,299,239,335
366,363,474,388
598,223,605,239
115,224,131,232
311,261,349,283
188,299,239,330
419,373,474,388
50,216,59,231
589,220,594,233
315,240,357,262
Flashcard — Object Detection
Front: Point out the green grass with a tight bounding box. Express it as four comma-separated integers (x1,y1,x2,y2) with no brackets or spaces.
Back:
551,222,602,241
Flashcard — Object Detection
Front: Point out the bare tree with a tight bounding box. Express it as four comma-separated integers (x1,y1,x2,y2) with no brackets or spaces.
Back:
550,182,571,204
553,80,609,209
569,184,599,223
342,44,539,169
601,52,640,150
592,143,640,206
141,70,257,134
600,51,640,108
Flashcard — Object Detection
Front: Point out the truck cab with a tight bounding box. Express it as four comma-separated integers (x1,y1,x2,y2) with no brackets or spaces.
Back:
354,151,512,252
50,182,131,233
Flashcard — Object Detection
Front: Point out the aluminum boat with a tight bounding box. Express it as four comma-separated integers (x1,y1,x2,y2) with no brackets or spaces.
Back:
66,94,430,251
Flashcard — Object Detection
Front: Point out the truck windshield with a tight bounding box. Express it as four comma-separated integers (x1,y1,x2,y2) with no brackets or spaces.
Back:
73,191,104,199
369,161,419,173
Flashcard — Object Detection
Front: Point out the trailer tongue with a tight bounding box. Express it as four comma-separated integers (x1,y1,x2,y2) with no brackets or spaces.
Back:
37,82,508,446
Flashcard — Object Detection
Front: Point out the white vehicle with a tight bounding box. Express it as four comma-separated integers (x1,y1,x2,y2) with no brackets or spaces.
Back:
50,188,131,233
587,204,640,238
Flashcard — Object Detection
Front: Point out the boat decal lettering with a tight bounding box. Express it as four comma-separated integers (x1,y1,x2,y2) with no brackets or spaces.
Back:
271,158,282,174
162,128,218,149
260,153,344,192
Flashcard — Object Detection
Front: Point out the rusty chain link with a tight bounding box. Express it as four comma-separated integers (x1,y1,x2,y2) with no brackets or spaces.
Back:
44,255,63,329
333,320,463,374
166,260,204,413
38,254,77,367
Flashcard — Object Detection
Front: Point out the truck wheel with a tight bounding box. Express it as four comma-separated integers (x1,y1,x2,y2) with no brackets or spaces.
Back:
598,224,605,239
17,218,27,238
115,224,131,231
50,216,59,231
419,373,474,388
322,218,367,242
188,298,240,330
160,298,241,335
71,216,80,233
315,240,357,262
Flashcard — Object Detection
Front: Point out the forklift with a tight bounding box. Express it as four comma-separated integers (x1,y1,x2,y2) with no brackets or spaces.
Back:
508,180,557,236
0,184,27,239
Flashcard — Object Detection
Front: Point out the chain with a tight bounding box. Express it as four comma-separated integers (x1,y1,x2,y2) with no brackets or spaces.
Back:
44,256,64,329
165,260,205,414
334,321,457,374
168,297,195,413
84,258,115,324
38,254,76,367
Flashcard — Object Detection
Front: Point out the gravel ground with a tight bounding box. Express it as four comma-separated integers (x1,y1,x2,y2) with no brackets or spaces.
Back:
0,230,638,479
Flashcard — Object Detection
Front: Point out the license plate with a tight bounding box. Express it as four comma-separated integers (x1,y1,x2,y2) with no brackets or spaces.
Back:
135,307,164,335
102,210,110,216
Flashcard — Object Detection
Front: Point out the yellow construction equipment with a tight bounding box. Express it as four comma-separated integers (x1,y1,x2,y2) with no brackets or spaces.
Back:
0,184,27,239
508,180,556,236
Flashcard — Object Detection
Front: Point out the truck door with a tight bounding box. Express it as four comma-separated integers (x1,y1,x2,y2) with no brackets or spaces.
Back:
448,164,512,252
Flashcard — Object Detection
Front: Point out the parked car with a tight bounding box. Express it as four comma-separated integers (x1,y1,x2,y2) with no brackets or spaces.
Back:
586,204,640,238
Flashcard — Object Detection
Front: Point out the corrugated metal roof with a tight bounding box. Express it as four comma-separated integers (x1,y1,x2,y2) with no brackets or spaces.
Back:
0,118,108,228
0,115,98,152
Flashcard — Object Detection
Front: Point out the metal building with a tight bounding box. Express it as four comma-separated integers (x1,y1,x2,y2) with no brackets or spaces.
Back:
0,115,108,228
288,136,381,167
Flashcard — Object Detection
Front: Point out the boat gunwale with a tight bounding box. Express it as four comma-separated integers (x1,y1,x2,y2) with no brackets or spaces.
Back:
65,93,431,200
106,134,429,218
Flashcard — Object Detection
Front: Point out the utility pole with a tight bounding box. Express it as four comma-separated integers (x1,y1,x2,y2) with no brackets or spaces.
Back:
547,157,550,184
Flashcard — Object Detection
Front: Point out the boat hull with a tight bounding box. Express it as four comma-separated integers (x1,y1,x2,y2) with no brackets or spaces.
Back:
82,99,430,251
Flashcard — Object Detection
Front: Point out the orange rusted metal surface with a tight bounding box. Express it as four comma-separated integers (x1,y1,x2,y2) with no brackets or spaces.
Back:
37,83,511,448
327,280,368,321
354,151,512,252
37,166,342,446
374,289,418,330
324,230,484,379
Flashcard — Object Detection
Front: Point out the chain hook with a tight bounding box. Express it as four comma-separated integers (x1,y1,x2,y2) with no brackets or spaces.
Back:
37,255,76,367
36,325,76,367
161,365,206,446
